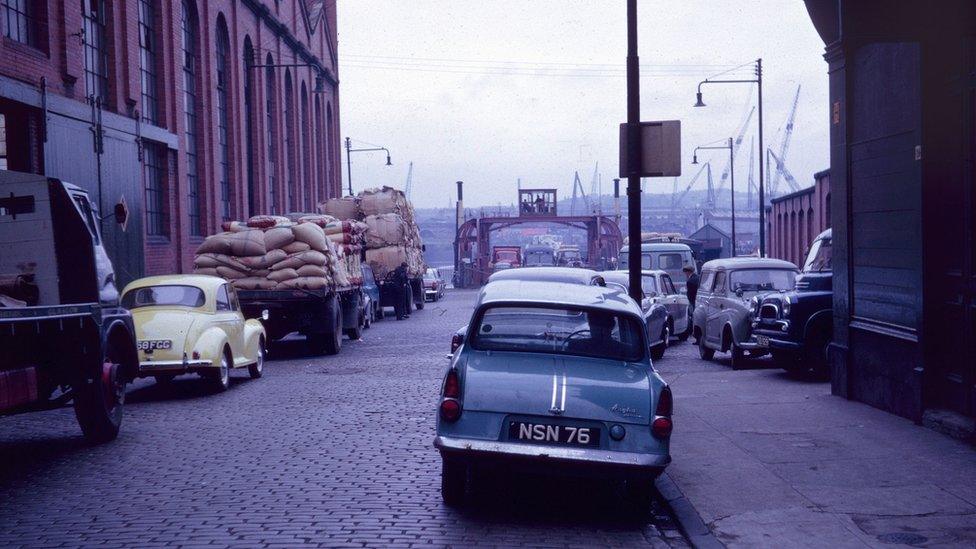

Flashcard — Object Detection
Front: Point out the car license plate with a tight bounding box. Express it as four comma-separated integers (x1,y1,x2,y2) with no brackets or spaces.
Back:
137,339,172,351
508,421,600,447
755,335,770,348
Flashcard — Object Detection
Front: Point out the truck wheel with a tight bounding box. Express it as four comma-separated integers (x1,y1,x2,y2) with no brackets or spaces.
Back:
312,298,342,355
441,458,467,507
248,339,265,379
74,346,127,444
209,348,231,392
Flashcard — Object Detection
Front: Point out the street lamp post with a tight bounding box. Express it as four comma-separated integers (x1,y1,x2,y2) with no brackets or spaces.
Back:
693,138,736,255
694,59,764,257
344,137,392,197
624,0,642,302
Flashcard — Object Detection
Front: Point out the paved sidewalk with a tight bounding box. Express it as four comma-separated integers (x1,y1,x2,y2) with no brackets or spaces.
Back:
657,350,976,548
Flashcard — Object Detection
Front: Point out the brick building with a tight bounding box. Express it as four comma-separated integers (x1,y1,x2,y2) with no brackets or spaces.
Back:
0,0,340,283
765,169,830,266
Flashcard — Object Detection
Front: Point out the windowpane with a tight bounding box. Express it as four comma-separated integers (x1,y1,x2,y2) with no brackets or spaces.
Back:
2,0,33,46
265,60,278,213
138,0,159,124
82,0,109,102
144,141,168,237
215,21,231,221
181,1,202,235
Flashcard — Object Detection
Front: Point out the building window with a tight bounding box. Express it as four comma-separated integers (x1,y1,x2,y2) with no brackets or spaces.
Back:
265,55,278,213
314,96,324,200
215,18,231,221
301,83,311,210
144,141,168,236
82,0,109,103
284,70,295,212
181,0,202,235
138,0,159,124
2,0,34,46
326,102,334,196
243,38,256,216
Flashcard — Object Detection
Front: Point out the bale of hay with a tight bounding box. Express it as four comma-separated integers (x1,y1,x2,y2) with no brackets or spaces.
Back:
359,186,409,219
364,213,409,248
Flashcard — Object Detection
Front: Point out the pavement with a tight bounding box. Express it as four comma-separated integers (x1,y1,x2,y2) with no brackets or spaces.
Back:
0,289,688,548
655,338,976,548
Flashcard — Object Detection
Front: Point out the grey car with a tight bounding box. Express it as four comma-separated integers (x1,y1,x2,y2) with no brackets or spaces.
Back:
600,271,670,360
692,257,798,369
641,270,691,342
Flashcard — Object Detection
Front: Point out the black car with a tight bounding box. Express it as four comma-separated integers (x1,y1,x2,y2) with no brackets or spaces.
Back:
750,229,832,377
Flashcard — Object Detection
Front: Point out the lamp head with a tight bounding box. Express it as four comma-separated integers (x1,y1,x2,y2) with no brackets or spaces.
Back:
694,91,706,108
386,155,392,166
692,153,698,165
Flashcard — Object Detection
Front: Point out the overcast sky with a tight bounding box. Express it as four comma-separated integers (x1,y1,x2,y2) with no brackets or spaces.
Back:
336,1,829,209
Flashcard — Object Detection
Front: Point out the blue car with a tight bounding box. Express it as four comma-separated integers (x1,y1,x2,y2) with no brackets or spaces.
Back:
434,280,673,507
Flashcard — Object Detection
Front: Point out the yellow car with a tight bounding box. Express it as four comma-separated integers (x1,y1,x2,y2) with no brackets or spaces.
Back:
121,275,266,391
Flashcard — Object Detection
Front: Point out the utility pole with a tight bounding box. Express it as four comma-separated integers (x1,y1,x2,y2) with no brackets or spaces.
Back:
625,0,641,302
756,59,765,257
345,137,353,197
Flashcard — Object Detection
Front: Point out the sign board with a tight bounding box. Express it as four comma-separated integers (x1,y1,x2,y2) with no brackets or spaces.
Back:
619,120,681,177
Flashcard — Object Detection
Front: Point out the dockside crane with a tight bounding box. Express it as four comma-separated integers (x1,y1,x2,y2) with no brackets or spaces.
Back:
570,170,590,216
715,106,755,194
769,85,801,197
404,162,414,199
768,149,801,193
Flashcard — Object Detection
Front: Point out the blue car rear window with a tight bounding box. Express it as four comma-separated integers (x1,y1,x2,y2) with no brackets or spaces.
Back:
470,305,645,362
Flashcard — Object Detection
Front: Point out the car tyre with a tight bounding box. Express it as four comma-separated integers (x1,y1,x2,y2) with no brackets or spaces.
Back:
650,325,669,361
730,344,746,370
624,479,654,518
345,313,364,340
74,342,128,444
248,340,265,379
698,339,715,360
210,348,231,392
678,319,691,341
441,458,467,507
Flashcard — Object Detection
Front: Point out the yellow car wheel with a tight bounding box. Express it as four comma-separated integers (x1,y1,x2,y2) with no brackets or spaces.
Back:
248,340,265,379
210,347,231,392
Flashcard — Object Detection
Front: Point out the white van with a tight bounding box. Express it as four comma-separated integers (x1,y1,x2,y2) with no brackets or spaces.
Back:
618,242,696,289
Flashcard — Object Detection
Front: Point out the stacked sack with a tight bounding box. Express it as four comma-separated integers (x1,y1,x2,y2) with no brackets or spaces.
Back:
303,215,367,286
193,215,351,291
318,186,425,280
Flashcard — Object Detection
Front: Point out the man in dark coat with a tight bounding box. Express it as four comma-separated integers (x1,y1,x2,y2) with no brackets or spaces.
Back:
392,262,410,320
684,265,700,307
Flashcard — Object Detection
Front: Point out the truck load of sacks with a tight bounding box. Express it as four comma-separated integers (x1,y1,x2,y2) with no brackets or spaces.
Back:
318,186,425,280
192,214,366,291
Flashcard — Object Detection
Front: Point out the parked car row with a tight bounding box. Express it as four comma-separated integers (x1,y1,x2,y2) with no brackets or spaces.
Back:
436,267,673,507
690,229,834,377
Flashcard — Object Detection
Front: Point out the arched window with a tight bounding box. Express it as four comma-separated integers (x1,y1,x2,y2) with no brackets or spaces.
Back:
284,70,295,212
798,209,805,261
243,37,256,216
265,54,278,214
81,0,109,102
789,211,797,264
301,82,311,210
215,16,231,221
181,0,202,235
138,0,160,124
326,102,335,197
314,96,324,202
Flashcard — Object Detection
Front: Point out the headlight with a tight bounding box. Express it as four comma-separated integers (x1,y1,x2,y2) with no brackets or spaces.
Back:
750,296,761,317
781,295,792,317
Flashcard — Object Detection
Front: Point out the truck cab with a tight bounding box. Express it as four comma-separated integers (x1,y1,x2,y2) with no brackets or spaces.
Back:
751,229,833,377
0,170,137,442
490,246,522,270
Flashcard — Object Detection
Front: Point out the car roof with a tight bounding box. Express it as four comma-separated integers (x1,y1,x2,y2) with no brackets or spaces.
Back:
619,242,692,252
487,266,602,285
700,257,798,271
476,280,643,317
599,270,667,286
123,274,228,293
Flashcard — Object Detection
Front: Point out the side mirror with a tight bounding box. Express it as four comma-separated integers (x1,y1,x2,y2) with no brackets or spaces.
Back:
113,202,128,226
735,287,744,298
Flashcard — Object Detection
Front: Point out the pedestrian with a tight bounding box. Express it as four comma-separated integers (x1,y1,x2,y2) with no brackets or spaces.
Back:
683,265,700,308
534,194,545,213
392,262,410,320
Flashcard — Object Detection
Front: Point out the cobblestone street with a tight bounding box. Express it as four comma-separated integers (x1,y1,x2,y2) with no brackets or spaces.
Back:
0,289,689,548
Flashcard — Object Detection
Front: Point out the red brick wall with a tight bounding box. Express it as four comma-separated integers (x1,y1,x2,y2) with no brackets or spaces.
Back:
768,171,830,266
0,0,341,276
